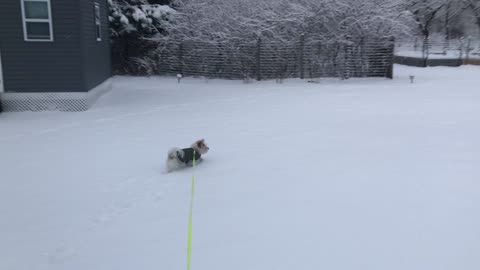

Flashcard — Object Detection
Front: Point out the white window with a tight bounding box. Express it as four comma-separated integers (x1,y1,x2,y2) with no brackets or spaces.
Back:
94,2,102,41
20,0,54,41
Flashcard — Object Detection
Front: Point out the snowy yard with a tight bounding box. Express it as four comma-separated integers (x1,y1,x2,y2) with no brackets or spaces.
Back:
1,65,480,270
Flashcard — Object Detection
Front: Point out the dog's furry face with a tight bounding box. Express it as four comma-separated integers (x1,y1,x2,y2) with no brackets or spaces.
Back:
191,139,209,155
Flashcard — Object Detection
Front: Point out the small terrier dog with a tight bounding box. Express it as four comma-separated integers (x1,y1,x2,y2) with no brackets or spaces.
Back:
165,139,210,173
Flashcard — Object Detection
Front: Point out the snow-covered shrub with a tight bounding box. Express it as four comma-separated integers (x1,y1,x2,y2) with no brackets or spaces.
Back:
109,0,175,74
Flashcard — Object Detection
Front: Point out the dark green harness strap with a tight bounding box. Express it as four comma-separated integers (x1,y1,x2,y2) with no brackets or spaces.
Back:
178,148,201,164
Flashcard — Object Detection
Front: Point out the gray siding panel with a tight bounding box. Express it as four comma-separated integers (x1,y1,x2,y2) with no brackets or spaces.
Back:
0,0,83,93
80,0,111,92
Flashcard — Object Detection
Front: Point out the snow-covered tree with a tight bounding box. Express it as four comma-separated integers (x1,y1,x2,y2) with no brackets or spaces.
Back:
134,0,413,78
108,0,477,76
156,0,412,45
108,0,175,74
402,0,478,40
405,0,452,39
466,0,480,35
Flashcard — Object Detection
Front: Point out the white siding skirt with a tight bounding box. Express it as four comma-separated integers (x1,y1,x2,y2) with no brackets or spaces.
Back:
0,78,112,112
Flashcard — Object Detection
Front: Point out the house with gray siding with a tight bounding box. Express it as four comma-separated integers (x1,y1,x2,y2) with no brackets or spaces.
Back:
0,0,112,111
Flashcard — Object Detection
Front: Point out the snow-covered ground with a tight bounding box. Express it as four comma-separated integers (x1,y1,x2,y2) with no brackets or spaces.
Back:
1,65,479,270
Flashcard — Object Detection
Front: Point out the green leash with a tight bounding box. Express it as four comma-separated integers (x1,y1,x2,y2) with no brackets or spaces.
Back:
186,151,196,270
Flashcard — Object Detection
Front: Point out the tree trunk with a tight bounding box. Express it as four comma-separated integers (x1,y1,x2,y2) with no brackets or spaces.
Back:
445,3,451,41
422,28,430,40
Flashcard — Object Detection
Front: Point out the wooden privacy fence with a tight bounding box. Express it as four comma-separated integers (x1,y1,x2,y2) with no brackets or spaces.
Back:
153,36,395,80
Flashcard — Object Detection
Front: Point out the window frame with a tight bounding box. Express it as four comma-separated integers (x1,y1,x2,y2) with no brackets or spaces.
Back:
94,2,102,42
20,0,54,42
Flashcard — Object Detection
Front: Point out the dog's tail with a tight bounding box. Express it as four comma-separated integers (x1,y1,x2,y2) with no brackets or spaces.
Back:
167,148,181,159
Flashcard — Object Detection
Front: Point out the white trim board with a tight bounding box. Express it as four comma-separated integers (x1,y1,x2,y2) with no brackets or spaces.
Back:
0,78,112,112
94,2,102,42
0,48,4,93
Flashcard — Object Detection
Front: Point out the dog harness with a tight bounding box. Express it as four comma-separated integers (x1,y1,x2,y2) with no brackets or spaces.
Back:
177,148,201,165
